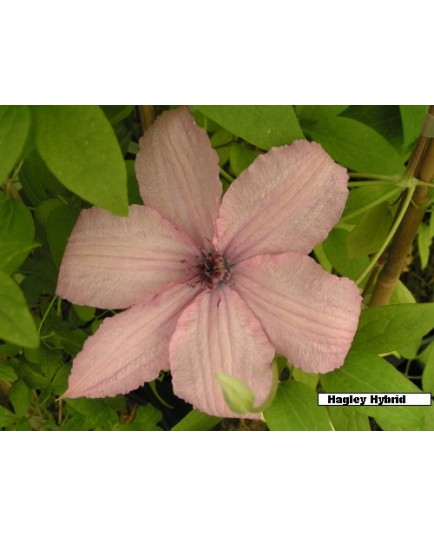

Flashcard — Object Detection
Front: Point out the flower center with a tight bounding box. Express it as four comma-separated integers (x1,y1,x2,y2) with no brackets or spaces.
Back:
195,251,232,290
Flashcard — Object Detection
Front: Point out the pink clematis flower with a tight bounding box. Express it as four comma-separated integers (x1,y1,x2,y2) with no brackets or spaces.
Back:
58,107,362,418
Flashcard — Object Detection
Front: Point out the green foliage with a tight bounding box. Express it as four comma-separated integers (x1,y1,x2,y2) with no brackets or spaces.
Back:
305,117,405,174
0,105,30,183
33,105,129,216
119,405,163,431
400,105,427,149
421,343,434,393
195,105,304,149
295,105,349,122
347,202,393,258
322,228,369,279
352,303,434,354
172,409,222,431
264,381,332,431
0,104,432,431
0,271,39,348
327,406,371,431
0,192,37,274
417,223,431,270
321,351,432,431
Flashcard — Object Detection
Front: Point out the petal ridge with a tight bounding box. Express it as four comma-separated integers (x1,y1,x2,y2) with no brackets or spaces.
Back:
234,253,362,373
135,107,222,248
170,287,275,418
215,140,349,262
57,204,199,309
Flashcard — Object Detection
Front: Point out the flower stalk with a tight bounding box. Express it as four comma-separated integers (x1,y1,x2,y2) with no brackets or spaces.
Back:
369,106,434,306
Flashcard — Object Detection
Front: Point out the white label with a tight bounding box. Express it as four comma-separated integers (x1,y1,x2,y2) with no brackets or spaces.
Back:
317,393,432,406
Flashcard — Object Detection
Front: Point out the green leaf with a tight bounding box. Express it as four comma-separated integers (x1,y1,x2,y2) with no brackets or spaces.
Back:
19,150,70,205
120,405,163,431
0,271,39,348
25,345,63,380
0,405,17,428
341,106,403,152
400,105,427,148
327,406,371,431
51,363,71,395
390,281,416,305
322,228,369,279
264,381,332,431
172,409,222,431
195,105,304,150
347,202,393,258
295,105,348,122
15,361,50,389
33,105,128,215
72,305,95,322
388,283,421,359
46,205,80,267
52,328,87,355
305,117,405,174
0,105,30,183
35,198,65,227
291,367,319,391
321,351,425,430
101,105,135,126
9,379,31,417
341,184,401,224
417,223,431,270
66,398,121,430
229,144,258,176
125,160,142,205
211,128,236,166
0,360,17,382
0,192,36,274
422,342,434,393
352,303,434,354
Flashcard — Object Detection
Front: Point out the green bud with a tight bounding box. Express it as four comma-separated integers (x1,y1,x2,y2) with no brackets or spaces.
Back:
216,373,256,414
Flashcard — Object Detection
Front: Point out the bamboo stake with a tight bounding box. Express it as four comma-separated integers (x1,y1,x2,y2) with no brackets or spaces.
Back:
369,106,434,306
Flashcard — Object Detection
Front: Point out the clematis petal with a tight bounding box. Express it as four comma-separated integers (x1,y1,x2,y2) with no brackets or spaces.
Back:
170,286,275,418
215,140,349,262
234,253,362,373
63,283,199,398
57,205,199,309
135,107,222,249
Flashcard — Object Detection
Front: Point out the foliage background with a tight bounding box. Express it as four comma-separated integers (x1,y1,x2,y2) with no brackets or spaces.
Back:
1,104,434,431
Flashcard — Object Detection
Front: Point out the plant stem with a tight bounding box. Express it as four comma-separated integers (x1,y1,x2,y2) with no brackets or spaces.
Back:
355,184,415,286
340,188,400,224
138,105,155,133
347,180,403,188
348,172,401,181
219,167,235,184
369,106,434,306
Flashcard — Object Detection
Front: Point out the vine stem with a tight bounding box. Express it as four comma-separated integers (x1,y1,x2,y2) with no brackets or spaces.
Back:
138,105,155,133
355,184,415,286
368,105,434,306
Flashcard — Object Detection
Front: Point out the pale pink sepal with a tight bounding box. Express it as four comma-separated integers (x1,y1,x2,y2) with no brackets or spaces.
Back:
234,253,362,373
169,286,275,418
63,283,200,399
215,141,349,263
57,205,199,309
135,107,222,249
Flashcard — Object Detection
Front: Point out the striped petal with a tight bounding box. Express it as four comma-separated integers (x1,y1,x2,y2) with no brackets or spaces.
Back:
135,107,222,249
57,205,199,309
170,287,275,418
215,140,349,263
63,282,199,398
234,253,362,373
